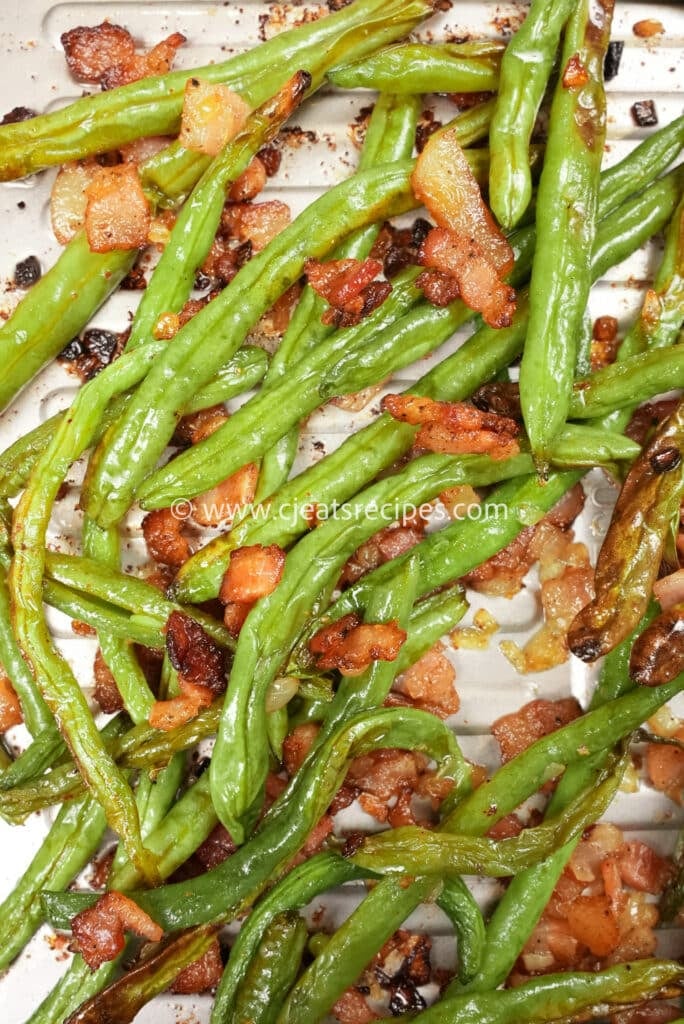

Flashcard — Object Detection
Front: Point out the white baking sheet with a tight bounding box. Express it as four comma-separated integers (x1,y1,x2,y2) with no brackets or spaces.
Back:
0,2,683,1021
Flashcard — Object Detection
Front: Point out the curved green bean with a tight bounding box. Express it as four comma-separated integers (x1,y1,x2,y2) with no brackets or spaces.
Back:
328,41,502,93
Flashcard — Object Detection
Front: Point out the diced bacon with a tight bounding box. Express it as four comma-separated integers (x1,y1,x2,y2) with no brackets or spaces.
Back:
192,462,259,527
165,611,226,696
61,23,185,88
419,227,517,329
382,393,519,460
72,891,163,970
194,823,237,871
415,268,461,307
84,164,151,252
229,156,268,202
222,601,251,638
492,697,582,763
222,200,291,251
653,568,684,611
119,135,170,165
149,694,206,731
220,544,286,604
486,812,524,840
50,162,97,244
306,256,381,305
645,729,684,804
179,79,250,156
617,841,673,894
142,507,191,568
568,824,625,885
309,614,406,675
340,521,425,587
332,988,380,1024
393,643,459,719
177,405,229,445
346,749,425,802
591,315,619,372
0,672,23,732
359,791,389,822
411,127,513,275
170,939,223,993
282,723,320,776
565,894,621,957
93,649,124,714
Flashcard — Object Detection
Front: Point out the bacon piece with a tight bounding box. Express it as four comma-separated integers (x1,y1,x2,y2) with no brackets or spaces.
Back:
223,200,291,251
653,568,684,611
382,392,519,460
50,162,97,244
645,729,684,804
309,614,406,675
340,520,426,587
84,164,151,252
393,643,459,719
419,227,517,329
192,463,259,528
617,841,673,894
61,23,185,88
220,544,286,604
332,989,380,1024
283,723,320,776
93,649,124,714
415,268,461,307
0,672,22,731
72,891,163,970
170,940,223,994
566,894,620,957
229,156,268,202
305,257,390,328
194,823,237,871
591,315,620,371
119,135,170,165
142,507,191,568
347,749,428,803
492,697,582,763
166,611,225,696
177,405,229,445
632,19,665,38
179,78,250,156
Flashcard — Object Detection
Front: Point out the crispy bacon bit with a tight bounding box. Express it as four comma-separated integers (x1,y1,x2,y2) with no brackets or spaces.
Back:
177,405,229,445
465,484,586,597
223,200,291,251
142,507,191,568
646,728,684,804
392,643,459,719
170,940,223,994
61,23,185,88
0,672,23,732
229,156,268,202
192,463,258,527
283,723,320,776
93,649,124,714
309,614,406,675
72,891,163,970
419,227,517,329
411,126,514,325
221,544,286,604
195,823,237,871
566,894,620,956
166,611,225,696
347,749,426,802
382,393,519,460
563,53,590,88
305,257,390,328
591,315,620,371
415,268,461,307
84,164,151,253
179,78,250,156
492,697,582,763
332,987,380,1023
633,19,665,38
440,484,481,521
617,841,673,894
340,519,426,587
50,162,97,244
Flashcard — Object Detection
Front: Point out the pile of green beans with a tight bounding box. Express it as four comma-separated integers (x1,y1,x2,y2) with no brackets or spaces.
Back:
1,1,684,1021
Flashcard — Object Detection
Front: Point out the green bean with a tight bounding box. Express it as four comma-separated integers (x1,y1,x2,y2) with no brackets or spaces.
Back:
44,706,461,931
26,954,122,1024
0,796,106,972
175,159,683,604
126,73,310,353
442,678,684,837
66,927,219,1024
570,344,684,420
209,454,508,843
184,346,269,413
9,344,167,884
519,0,613,470
569,399,684,663
0,234,134,413
232,914,309,1024
436,876,486,985
211,852,370,1024
84,163,419,528
0,573,55,738
328,41,502,93
278,876,440,1024
393,586,468,676
488,0,575,229
549,424,641,465
256,91,421,501
415,960,684,1024
0,0,432,180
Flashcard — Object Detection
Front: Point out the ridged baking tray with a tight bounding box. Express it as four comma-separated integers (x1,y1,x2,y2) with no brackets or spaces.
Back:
0,2,683,1021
